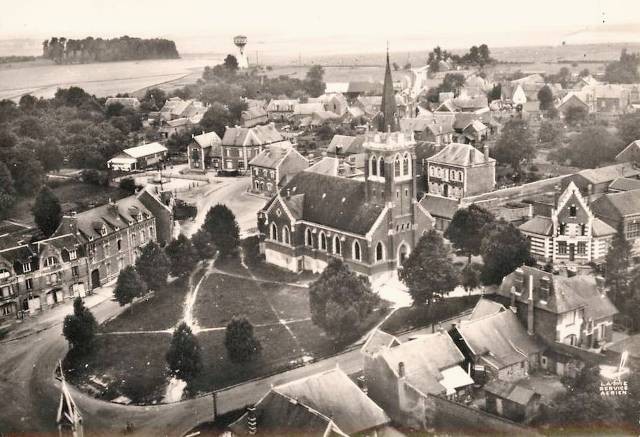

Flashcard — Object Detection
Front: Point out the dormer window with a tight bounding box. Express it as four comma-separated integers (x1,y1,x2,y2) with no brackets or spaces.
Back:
100,226,108,237
137,213,143,222
45,256,58,267
22,262,31,273
68,250,77,261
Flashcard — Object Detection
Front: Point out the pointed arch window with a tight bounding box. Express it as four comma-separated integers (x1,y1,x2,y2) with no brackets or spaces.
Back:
305,228,313,246
371,156,378,176
403,153,410,176
353,240,361,261
319,232,327,251
376,242,385,261
379,158,385,177
333,236,341,255
270,222,278,241
394,155,401,177
283,225,290,245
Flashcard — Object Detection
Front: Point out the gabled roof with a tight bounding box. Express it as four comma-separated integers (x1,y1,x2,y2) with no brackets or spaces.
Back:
463,120,488,133
248,142,298,169
326,135,365,156
378,333,466,396
121,142,167,159
608,177,640,192
38,234,82,254
419,194,459,220
457,310,543,369
469,298,505,320
274,368,389,435
192,131,222,148
519,216,553,236
570,162,640,185
222,124,285,147
484,379,539,405
266,99,297,111
272,172,386,235
166,117,190,128
241,105,268,120
0,244,36,265
591,190,640,217
615,140,640,162
592,218,617,237
361,329,401,357
305,157,339,177
427,142,494,167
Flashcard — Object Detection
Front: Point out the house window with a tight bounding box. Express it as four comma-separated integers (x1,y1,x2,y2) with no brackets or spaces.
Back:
22,262,31,273
626,222,640,239
581,224,587,236
333,236,341,255
0,268,9,280
577,242,587,255
45,256,58,267
282,226,290,245
319,232,327,251
100,226,108,237
353,241,361,261
140,230,146,242
305,228,313,246
379,158,385,177
558,241,567,255
394,155,401,177
569,205,577,217
68,250,77,261
371,156,378,176
376,242,385,261
131,232,137,245
117,239,122,251
559,223,566,236
25,278,33,290
270,222,278,241
72,266,80,277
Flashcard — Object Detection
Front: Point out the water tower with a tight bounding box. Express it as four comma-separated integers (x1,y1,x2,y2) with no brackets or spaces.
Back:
233,35,249,69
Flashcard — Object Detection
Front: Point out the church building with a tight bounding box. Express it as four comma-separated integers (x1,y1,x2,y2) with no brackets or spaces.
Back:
257,51,435,281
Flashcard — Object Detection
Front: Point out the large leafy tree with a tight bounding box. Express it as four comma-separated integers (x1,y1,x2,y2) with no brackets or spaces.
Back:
135,241,170,290
309,259,379,340
564,105,588,127
479,220,534,285
62,297,98,354
604,225,632,307
113,266,146,307
564,126,622,169
224,316,261,363
399,230,459,305
3,146,44,195
493,118,535,173
223,54,239,73
32,186,62,236
199,102,233,138
445,204,495,262
604,49,640,84
166,322,202,382
304,65,326,98
537,85,554,110
203,204,240,258
0,162,15,220
617,112,640,147
165,234,198,277
192,228,216,260
37,138,64,172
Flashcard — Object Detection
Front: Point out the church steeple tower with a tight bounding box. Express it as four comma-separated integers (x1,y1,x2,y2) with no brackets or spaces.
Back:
378,43,398,132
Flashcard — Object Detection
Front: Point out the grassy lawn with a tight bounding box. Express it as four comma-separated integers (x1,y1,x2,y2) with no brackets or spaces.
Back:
65,333,171,404
381,295,480,335
101,277,191,333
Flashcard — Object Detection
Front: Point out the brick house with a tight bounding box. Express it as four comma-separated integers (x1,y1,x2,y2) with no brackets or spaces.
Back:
249,143,308,196
519,181,616,267
187,131,222,173
495,266,618,351
220,124,287,173
590,189,640,258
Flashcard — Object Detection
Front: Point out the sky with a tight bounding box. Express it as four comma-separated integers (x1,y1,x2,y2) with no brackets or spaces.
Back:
1,0,640,56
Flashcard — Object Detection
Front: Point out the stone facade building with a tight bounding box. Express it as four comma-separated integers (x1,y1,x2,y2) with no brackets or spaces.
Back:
249,143,308,196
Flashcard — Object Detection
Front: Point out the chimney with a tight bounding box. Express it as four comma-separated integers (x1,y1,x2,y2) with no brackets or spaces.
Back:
483,145,489,161
527,273,535,336
540,276,551,302
398,361,405,378
468,147,475,164
247,406,257,435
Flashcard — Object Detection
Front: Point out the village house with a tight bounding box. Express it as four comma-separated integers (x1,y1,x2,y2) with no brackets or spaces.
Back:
240,105,268,128
324,134,366,174
399,116,455,146
257,55,435,281
495,266,618,353
220,124,287,173
187,131,222,173
450,305,543,383
159,117,192,138
557,93,590,117
615,140,640,164
265,99,297,122
308,93,349,116
159,97,207,123
228,368,391,436
582,84,630,115
561,162,640,196
249,143,308,195
363,332,474,429
590,189,640,258
519,182,616,268
107,142,168,172
501,83,527,107
483,379,541,424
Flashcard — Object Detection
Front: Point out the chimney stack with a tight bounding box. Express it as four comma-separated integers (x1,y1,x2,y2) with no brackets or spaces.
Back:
398,361,405,378
247,406,257,435
527,273,535,336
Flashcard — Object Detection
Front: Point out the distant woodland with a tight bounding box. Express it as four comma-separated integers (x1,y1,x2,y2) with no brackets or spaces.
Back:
42,36,179,64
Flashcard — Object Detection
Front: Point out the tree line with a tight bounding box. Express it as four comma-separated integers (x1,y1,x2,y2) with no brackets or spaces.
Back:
42,36,179,64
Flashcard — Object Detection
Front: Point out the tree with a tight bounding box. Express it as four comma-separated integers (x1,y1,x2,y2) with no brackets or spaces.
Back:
604,224,632,307
617,113,640,147
564,126,622,168
4,146,44,195
604,49,640,84
37,138,64,172
135,241,170,290
304,65,326,98
223,54,239,73
0,162,16,220
203,204,240,258
165,234,198,277
113,266,146,306
192,228,216,260
140,87,167,112
538,120,563,144
537,85,554,111
32,186,62,236
445,205,495,262
166,322,202,381
62,297,98,354
493,118,535,173
479,220,534,285
487,83,501,102
19,94,37,112
399,230,459,305
118,177,137,194
461,263,481,292
224,316,261,363
564,105,588,127
309,259,380,340
199,103,233,138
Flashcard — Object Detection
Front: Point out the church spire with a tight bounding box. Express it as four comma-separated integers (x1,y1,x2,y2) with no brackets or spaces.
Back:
379,42,398,132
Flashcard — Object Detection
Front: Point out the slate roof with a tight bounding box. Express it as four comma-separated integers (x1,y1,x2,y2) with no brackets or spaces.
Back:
274,368,389,435
463,120,488,133
379,333,465,396
469,298,505,320
519,216,553,236
484,380,539,405
274,172,386,235
241,105,268,120
122,142,167,159
248,142,297,169
0,244,36,266
457,310,543,369
326,135,365,156
166,117,190,128
427,142,494,167
361,329,401,357
305,157,339,177
266,99,297,112
53,196,153,243
419,194,459,220
399,117,455,136
571,162,640,185
222,124,284,146
608,177,640,192
192,131,222,149
592,218,616,237
592,190,640,217
38,234,82,253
